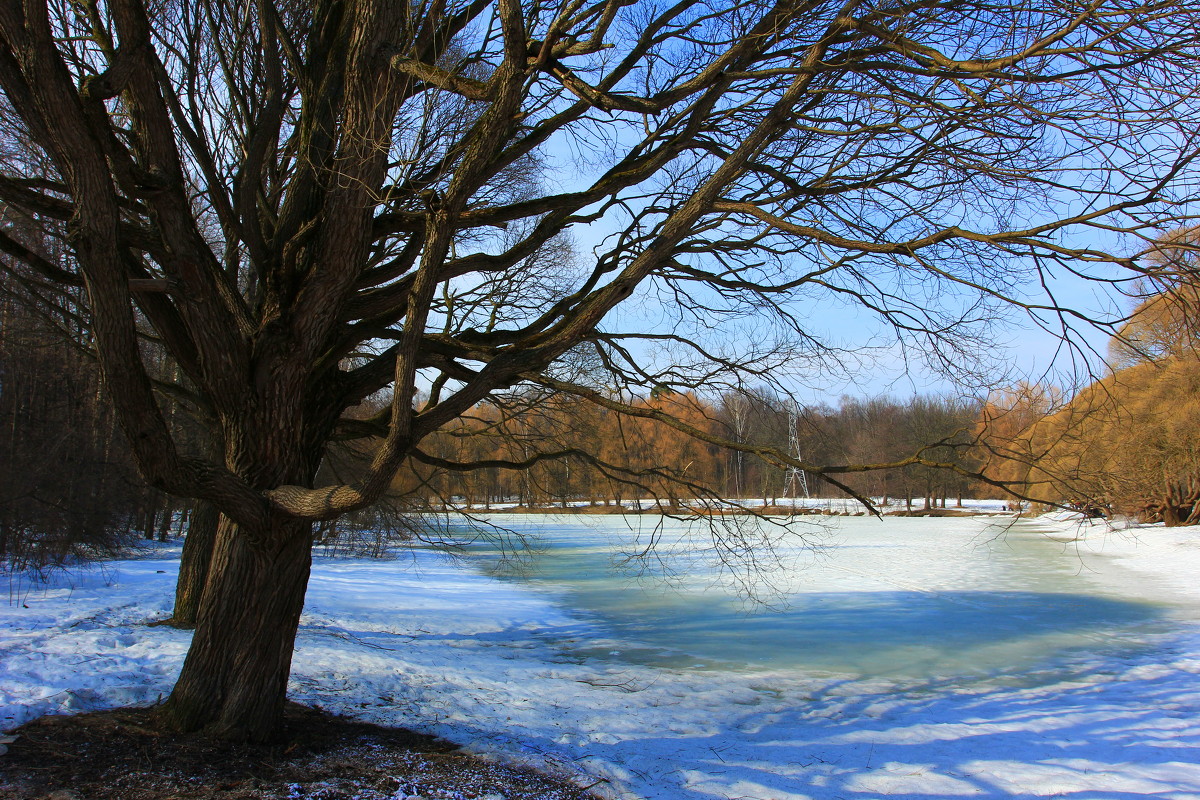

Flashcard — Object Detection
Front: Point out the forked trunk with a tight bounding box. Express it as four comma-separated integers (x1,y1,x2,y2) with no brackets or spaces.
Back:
159,512,312,741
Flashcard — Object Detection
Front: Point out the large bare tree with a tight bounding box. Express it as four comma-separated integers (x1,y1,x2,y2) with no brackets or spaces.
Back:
1,0,1198,739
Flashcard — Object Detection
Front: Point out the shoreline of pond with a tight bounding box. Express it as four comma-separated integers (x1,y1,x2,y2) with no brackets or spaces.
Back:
449,503,1020,518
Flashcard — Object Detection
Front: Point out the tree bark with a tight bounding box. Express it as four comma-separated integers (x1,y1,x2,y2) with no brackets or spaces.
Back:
158,513,312,741
167,502,219,628
1162,504,1185,527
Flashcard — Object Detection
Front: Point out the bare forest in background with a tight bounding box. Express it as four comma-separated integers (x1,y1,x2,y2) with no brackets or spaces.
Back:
9,256,1200,568
0,293,990,564
344,389,986,513
7,236,1200,564
0,262,191,572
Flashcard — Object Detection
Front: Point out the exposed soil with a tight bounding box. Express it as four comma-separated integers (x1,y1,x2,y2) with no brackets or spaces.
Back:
0,704,602,800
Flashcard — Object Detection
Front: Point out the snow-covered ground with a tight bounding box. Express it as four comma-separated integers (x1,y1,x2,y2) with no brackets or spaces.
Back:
3,513,1200,799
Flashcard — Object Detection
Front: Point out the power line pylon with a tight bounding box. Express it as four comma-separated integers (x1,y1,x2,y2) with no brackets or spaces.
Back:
783,401,810,500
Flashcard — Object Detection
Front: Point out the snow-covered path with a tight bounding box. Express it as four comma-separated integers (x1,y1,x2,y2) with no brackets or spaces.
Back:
3,515,1200,799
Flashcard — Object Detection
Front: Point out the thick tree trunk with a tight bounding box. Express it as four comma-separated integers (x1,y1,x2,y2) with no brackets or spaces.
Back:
1162,504,1185,527
167,502,219,628
158,513,312,741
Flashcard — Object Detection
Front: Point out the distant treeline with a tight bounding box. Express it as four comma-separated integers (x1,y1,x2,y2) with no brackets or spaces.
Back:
336,389,990,512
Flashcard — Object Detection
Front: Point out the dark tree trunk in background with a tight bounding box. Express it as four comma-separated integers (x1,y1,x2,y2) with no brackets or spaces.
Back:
1162,504,1186,527
168,502,219,628
159,513,312,741
157,502,175,541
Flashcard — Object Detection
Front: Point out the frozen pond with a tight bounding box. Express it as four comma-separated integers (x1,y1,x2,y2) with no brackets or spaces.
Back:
7,512,1200,799
459,514,1181,680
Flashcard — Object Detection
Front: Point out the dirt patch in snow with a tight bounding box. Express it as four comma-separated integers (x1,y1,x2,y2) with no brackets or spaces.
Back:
0,704,600,800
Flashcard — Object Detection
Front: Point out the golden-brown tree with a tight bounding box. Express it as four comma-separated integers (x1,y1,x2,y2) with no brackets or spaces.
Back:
998,232,1200,523
1017,360,1200,524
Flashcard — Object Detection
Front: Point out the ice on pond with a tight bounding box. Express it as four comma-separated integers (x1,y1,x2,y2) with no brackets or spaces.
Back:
456,515,1179,679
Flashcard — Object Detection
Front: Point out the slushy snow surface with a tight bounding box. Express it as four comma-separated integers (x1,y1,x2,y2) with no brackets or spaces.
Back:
4,513,1200,799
